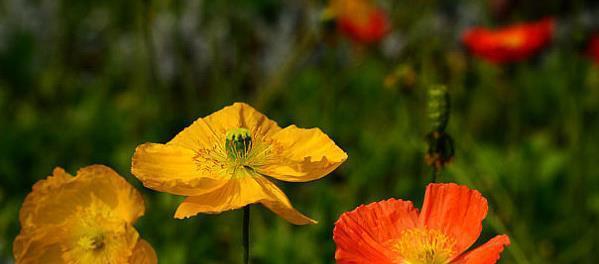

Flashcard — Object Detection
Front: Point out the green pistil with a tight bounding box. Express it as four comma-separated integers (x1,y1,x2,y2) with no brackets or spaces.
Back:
225,128,252,160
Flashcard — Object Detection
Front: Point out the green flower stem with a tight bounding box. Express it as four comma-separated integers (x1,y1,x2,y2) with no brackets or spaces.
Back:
243,205,250,264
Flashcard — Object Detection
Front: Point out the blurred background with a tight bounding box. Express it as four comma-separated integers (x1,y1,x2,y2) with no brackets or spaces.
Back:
2,0,599,263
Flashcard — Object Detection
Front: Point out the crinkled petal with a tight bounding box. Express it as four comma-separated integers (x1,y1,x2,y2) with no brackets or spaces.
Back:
418,183,488,258
13,235,63,264
18,167,73,230
132,143,227,196
259,125,347,182
453,235,510,264
19,165,145,229
13,225,68,264
168,102,282,150
129,239,158,264
333,199,419,264
174,172,315,225
76,165,145,224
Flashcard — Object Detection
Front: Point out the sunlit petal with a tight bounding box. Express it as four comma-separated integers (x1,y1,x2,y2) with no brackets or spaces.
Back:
132,143,227,196
333,199,418,263
175,172,315,225
259,126,347,182
453,235,511,264
168,102,282,151
418,183,488,258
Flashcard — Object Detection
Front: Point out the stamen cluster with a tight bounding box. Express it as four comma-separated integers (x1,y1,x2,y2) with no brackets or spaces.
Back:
393,228,455,264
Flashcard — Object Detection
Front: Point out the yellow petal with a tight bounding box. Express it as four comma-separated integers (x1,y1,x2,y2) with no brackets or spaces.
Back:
255,176,317,225
167,102,282,151
129,239,158,264
18,165,144,230
173,170,264,217
258,125,347,182
18,167,73,230
13,233,64,264
76,165,146,224
174,171,316,225
131,143,227,196
13,220,71,264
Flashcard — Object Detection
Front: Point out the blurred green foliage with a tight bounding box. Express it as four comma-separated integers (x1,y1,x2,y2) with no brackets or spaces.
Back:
2,0,599,263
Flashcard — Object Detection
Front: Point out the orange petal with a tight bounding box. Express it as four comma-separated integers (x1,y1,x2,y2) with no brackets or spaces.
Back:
168,102,282,151
258,126,347,182
333,199,419,264
453,235,510,264
417,183,488,258
129,239,158,264
174,172,315,225
131,143,227,196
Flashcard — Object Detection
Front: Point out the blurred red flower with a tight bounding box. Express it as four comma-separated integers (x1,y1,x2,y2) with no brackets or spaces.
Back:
463,18,554,64
329,0,390,44
587,34,599,64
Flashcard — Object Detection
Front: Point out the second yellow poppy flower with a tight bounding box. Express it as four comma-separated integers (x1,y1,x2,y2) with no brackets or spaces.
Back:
131,102,347,224
13,165,156,264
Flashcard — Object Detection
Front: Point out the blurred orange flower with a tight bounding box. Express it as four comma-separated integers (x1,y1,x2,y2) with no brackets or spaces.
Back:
463,18,554,64
587,34,599,64
131,102,347,224
13,165,156,264
333,183,510,264
328,0,390,44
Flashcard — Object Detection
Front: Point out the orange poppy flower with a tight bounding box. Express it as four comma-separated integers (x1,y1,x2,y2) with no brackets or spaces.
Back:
587,34,599,64
328,0,390,44
13,165,157,264
131,102,347,224
463,18,554,64
333,183,510,263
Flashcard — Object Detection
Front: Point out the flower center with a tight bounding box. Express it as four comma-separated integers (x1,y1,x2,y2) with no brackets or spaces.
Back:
78,233,105,251
225,128,252,160
393,228,455,264
61,196,138,264
194,127,279,179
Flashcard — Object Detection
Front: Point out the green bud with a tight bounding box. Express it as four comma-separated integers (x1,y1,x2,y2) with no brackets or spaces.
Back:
427,85,450,132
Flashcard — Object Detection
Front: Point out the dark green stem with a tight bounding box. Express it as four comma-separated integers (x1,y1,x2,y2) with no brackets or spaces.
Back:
243,205,250,264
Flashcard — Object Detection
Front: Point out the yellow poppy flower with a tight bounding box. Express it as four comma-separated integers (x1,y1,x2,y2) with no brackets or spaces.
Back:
131,102,347,224
13,165,157,264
